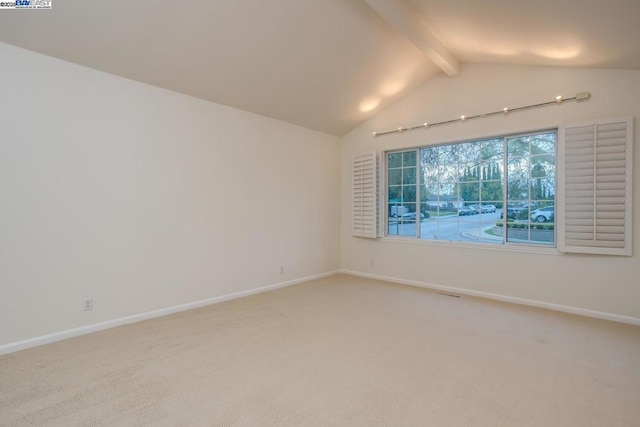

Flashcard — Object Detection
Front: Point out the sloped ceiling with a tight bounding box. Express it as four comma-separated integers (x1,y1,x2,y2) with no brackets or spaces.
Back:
1,0,639,136
410,0,640,69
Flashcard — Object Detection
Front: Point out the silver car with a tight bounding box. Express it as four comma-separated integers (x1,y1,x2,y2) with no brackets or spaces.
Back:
531,206,554,223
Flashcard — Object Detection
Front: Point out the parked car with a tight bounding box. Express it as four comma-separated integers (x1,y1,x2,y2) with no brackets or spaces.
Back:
467,205,480,214
500,208,517,220
531,206,554,223
481,204,496,213
400,212,426,222
458,207,474,216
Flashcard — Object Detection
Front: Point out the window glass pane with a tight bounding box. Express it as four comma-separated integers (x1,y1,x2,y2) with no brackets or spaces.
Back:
531,158,555,182
436,144,454,163
481,139,504,161
481,181,503,203
438,164,458,183
422,166,438,185
531,178,553,202
460,163,480,182
531,205,555,223
420,148,438,169
506,223,530,243
388,204,407,218
388,186,401,202
507,158,529,180
438,183,457,199
394,226,415,237
388,153,402,168
531,163,547,178
388,169,402,186
403,185,416,203
507,180,529,200
508,138,529,156
460,182,480,204
403,151,416,167
403,167,416,185
457,141,480,163
387,204,415,236
531,133,556,155
423,182,439,201
479,161,503,181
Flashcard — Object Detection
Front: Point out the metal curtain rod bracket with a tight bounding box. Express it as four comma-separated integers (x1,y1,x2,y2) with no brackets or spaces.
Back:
372,91,591,137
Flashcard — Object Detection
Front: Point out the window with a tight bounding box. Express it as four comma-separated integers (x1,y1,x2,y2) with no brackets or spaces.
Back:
386,130,557,246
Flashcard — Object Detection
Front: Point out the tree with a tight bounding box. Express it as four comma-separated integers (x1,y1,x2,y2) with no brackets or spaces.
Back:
459,166,478,203
481,162,504,207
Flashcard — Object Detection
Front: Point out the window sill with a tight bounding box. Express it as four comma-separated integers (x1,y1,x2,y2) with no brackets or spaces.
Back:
380,236,561,255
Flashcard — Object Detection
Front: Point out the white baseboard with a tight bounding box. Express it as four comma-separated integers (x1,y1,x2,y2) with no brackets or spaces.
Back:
0,270,340,355
341,269,640,326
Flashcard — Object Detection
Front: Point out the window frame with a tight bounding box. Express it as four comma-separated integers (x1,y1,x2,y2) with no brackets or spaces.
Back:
383,128,559,252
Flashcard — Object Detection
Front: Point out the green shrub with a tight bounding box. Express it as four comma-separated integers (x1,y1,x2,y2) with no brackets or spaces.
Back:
495,220,554,230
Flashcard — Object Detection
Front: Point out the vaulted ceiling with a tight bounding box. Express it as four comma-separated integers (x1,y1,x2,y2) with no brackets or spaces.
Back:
1,0,639,135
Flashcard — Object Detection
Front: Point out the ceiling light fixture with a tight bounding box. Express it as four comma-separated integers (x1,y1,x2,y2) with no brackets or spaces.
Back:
372,92,591,137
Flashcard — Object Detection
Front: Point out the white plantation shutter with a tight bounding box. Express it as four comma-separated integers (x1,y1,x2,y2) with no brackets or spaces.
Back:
559,117,633,255
352,153,378,238
376,154,382,237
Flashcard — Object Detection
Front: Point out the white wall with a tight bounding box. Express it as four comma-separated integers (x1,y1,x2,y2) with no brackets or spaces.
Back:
0,43,340,348
341,64,640,320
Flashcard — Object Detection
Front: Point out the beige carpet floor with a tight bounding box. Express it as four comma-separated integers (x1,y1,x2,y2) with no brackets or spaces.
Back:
1,274,640,426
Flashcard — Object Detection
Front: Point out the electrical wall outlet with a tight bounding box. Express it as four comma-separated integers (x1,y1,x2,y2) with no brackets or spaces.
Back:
84,298,94,311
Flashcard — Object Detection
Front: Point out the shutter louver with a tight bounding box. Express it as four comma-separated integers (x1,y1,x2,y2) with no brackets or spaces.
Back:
560,118,633,255
352,153,378,238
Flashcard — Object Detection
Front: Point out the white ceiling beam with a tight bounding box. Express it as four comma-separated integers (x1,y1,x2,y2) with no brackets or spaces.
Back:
364,0,459,76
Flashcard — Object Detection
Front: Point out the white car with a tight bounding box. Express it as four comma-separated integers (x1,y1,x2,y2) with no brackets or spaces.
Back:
481,204,496,213
531,206,554,223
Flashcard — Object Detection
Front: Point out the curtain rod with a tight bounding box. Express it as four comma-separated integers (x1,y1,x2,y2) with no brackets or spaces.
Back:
372,91,591,137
